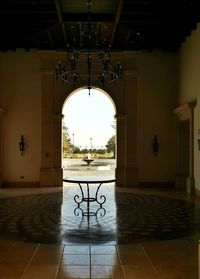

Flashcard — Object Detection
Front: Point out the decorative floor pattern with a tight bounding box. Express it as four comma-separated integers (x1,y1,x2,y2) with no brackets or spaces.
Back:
0,185,199,245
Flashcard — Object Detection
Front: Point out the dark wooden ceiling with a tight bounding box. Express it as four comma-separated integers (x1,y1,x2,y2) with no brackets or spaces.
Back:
1,0,200,52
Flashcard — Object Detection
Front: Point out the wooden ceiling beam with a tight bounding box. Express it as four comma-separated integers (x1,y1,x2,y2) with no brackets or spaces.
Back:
123,29,132,49
55,0,68,47
110,0,124,47
47,30,54,49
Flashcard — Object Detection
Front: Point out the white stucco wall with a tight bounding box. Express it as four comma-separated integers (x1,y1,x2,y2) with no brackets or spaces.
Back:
179,23,200,191
0,50,41,183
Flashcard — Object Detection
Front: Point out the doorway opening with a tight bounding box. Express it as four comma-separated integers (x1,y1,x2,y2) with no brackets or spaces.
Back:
62,88,116,178
176,120,190,191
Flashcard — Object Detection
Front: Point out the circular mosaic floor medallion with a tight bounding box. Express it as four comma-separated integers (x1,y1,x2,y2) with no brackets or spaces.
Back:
0,189,199,244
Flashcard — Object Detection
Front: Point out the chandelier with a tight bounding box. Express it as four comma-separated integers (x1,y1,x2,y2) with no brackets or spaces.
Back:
56,0,122,95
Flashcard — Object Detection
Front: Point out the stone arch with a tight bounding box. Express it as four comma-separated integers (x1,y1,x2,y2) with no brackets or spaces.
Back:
39,51,138,188
62,87,116,115
61,87,117,166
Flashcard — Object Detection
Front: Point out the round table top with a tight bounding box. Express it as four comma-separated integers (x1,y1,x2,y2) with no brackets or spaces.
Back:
63,176,116,184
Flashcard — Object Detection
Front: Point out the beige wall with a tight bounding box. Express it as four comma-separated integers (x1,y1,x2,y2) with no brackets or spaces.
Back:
0,48,179,187
137,51,179,183
0,51,41,185
179,23,200,191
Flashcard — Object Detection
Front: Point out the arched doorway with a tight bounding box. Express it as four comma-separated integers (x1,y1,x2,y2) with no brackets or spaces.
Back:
62,88,116,178
174,102,196,193
40,51,138,188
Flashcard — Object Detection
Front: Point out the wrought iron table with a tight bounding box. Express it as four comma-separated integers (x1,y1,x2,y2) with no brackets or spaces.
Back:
63,176,116,216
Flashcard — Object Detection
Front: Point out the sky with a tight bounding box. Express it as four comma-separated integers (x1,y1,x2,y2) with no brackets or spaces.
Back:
62,88,116,149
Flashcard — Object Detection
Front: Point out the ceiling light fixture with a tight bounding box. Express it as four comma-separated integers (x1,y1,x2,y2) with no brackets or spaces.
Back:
56,0,122,96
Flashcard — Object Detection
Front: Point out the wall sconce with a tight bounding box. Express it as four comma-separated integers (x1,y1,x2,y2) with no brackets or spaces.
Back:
198,129,200,151
198,139,200,151
153,135,159,156
19,135,25,156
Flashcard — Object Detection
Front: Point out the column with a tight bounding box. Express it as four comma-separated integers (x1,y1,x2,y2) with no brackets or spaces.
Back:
115,114,126,187
173,101,196,194
115,71,138,187
0,108,6,187
39,62,63,187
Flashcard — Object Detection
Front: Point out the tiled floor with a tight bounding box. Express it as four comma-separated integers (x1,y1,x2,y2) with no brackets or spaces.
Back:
0,184,199,278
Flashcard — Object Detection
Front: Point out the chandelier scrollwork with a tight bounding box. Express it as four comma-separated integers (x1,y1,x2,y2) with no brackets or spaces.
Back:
56,0,122,95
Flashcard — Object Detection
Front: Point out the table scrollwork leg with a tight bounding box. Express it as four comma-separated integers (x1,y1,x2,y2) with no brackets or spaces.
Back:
74,182,84,206
74,194,82,206
95,207,106,217
74,206,84,216
95,183,106,206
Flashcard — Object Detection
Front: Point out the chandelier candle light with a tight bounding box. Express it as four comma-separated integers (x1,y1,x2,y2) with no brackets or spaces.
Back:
56,0,122,95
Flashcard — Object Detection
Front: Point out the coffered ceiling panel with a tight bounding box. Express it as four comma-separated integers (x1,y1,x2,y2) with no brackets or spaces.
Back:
0,0,199,52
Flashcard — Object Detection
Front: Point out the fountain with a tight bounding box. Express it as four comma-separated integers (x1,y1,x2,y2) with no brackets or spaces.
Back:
82,153,94,166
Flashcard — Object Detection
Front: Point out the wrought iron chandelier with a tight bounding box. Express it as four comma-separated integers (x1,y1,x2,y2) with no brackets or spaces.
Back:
56,0,122,95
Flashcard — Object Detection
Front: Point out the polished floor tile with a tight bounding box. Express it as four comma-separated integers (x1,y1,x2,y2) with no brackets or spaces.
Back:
57,265,91,279
0,185,199,278
63,245,90,255
90,245,117,255
62,254,90,265
0,184,200,245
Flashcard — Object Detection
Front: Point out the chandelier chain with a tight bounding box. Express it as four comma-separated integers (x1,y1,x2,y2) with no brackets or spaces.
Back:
56,0,122,95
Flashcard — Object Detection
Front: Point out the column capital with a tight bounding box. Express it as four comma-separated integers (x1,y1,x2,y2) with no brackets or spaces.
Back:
115,113,127,120
173,100,197,119
53,114,63,121
0,108,6,116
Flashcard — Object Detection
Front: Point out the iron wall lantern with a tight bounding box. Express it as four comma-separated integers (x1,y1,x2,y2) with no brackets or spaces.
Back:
153,135,159,156
19,135,25,156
